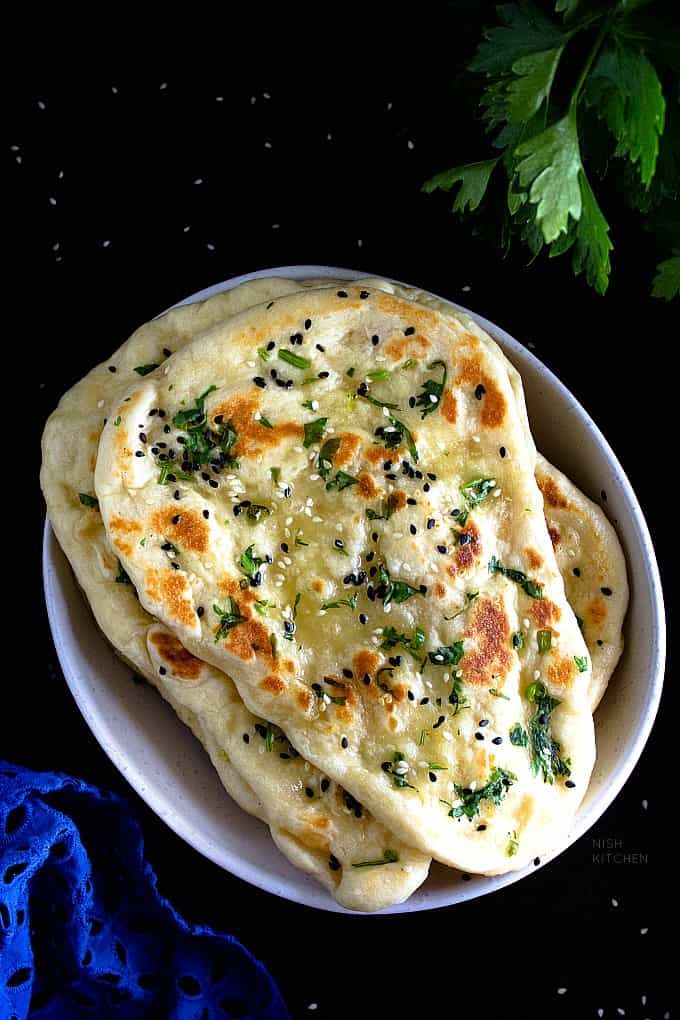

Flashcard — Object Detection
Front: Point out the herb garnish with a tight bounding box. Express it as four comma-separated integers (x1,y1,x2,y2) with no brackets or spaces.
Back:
278,349,310,370
282,593,301,642
447,677,469,715
526,682,571,784
245,504,272,524
507,832,519,857
270,466,281,484
512,631,525,650
133,363,160,376
303,417,328,448
258,415,274,429
489,556,543,599
415,360,447,418
380,626,425,657
449,767,516,820
158,461,193,485
213,597,246,642
381,752,418,790
325,470,359,492
461,477,496,507
509,723,529,747
78,493,99,510
239,545,267,586
377,564,426,607
428,641,464,666
257,347,270,362
113,416,121,427
321,594,358,611
376,416,419,462
317,436,341,480
537,629,552,653
358,392,400,410
490,687,510,700
574,655,588,673
351,849,399,868
366,369,391,382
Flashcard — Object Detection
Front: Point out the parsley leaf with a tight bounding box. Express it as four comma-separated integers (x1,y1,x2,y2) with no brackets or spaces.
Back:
213,597,246,642
380,626,425,656
423,159,500,212
510,723,529,747
376,417,418,462
526,682,572,783
515,112,583,243
468,3,566,76
303,418,328,448
652,254,680,300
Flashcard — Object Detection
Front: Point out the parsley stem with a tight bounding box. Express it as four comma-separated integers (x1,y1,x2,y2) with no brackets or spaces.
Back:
569,9,615,112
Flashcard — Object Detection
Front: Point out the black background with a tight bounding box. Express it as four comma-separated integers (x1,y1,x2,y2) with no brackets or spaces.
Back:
9,12,675,1019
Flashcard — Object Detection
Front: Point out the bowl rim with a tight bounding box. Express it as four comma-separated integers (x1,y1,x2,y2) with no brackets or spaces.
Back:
43,264,665,915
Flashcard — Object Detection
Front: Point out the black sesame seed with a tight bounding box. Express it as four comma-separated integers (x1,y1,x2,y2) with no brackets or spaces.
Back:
266,301,274,309
329,854,341,871
461,873,471,882
407,497,417,506
135,451,144,458
321,778,330,792
337,290,348,298
365,551,375,562
433,715,445,729
408,396,416,408
371,335,380,346
478,719,489,727
426,519,435,530
381,761,392,772
163,424,171,434
283,620,295,634
318,371,329,379
404,326,416,336
209,479,218,488
158,410,166,418
596,639,603,647
305,787,314,798
383,460,392,470
359,613,368,624
201,472,210,481
492,736,503,745
429,772,437,783
423,482,431,493
334,539,345,549
419,584,427,594
312,683,322,693
139,432,147,443
342,668,353,679
372,531,379,542
601,587,613,596
197,606,204,618
266,340,275,351
241,732,251,746
534,858,540,867
163,347,172,357
451,508,460,517
410,524,417,535
159,666,166,675
437,544,447,554
573,567,581,577
173,490,181,500
171,562,180,570
108,365,117,373
305,319,312,330
476,824,487,832
474,383,486,400
279,752,290,760
414,469,423,480
363,674,371,685
233,506,242,516
407,690,415,701
281,542,289,553
499,446,507,458
420,697,429,705
360,290,370,299
172,515,181,525
315,343,325,352
565,780,576,789
341,737,349,749
475,732,484,741
253,377,267,388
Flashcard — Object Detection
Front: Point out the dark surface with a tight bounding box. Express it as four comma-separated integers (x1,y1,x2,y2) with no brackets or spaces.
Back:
10,31,674,1020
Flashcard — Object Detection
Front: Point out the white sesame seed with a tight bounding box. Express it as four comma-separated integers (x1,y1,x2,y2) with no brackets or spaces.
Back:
272,223,280,230
471,436,481,443
557,988,567,995
97,399,105,408
37,100,46,110
49,197,57,206
357,239,363,247
493,488,502,497
194,178,203,185
640,927,648,934
313,516,323,523
611,898,618,907
523,618,530,629
442,731,453,741
308,1005,318,1011
642,799,648,810
407,140,414,150
264,141,272,149
216,96,223,102
383,406,390,417
533,669,541,680
309,473,320,481
285,517,293,526
597,1011,604,1018
462,285,471,292
206,243,215,251
429,393,438,403
183,225,191,232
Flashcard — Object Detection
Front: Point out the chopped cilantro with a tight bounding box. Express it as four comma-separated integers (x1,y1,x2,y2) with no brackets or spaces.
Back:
278,349,310,370
321,594,358,611
489,556,543,599
415,360,447,418
325,470,359,492
537,629,552,653
303,417,328,448
258,415,273,429
213,597,246,641
574,655,588,673
512,631,525,650
114,562,132,585
490,687,510,700
366,369,391,382
377,564,426,607
461,477,496,507
133,363,160,376
380,626,425,657
78,493,99,510
377,416,419,462
510,723,529,747
257,347,270,362
245,504,272,524
239,545,266,583
526,682,571,784
270,466,281,483
351,849,399,868
317,436,341,480
449,767,516,820
428,642,464,666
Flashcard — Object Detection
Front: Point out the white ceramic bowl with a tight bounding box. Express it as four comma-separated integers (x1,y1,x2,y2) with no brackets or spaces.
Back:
43,266,665,914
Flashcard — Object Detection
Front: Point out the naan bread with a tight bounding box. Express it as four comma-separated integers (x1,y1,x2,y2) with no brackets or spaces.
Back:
41,278,430,912
95,285,596,874
535,456,628,709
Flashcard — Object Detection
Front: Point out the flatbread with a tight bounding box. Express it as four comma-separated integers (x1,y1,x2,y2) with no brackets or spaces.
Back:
41,278,430,911
535,456,627,709
95,284,596,874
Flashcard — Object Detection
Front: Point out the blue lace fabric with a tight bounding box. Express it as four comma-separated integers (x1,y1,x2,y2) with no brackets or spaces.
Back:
0,763,290,1019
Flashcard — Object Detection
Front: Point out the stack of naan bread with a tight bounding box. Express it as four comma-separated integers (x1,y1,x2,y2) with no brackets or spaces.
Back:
41,277,627,911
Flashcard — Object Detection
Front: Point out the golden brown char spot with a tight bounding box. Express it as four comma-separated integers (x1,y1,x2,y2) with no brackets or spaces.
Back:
547,655,577,688
529,598,561,628
384,334,431,361
261,674,287,695
294,828,330,853
210,389,303,458
373,292,439,330
109,515,142,556
311,579,324,594
364,445,387,465
433,582,447,599
334,432,362,467
441,389,457,424
526,548,543,571
282,659,296,674
547,523,561,548
311,817,329,830
146,568,196,628
297,689,313,711
152,506,209,554
462,598,512,688
336,705,355,724
538,475,572,510
149,630,203,680
89,452,97,473
216,576,257,603
357,473,378,499
353,649,379,680
388,716,399,731
387,491,407,513
227,617,276,666
456,356,506,427
588,596,607,628
448,520,481,576
391,684,408,703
